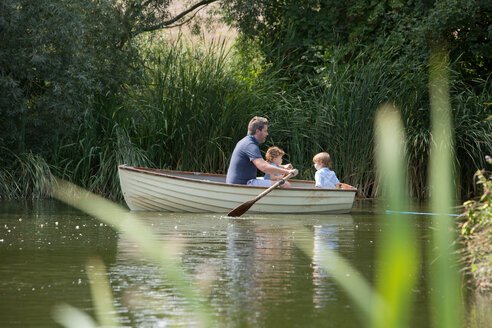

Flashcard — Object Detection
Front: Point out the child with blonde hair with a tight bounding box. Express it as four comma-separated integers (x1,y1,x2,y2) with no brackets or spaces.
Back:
313,152,341,189
264,146,293,187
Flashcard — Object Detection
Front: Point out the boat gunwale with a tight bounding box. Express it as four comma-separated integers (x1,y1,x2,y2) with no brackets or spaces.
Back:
118,165,357,193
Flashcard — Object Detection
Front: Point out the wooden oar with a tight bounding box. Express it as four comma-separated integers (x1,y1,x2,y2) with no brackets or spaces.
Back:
227,173,294,217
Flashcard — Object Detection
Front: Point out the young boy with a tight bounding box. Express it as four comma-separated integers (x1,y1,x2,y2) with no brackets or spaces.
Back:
313,152,341,189
264,146,293,187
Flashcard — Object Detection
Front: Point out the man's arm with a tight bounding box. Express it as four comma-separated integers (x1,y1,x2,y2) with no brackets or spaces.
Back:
252,158,298,177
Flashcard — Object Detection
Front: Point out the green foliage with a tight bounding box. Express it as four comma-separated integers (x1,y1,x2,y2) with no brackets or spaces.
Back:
41,36,267,197
120,36,262,172
426,0,491,81
0,0,140,154
0,1,489,201
459,155,492,292
461,157,492,236
428,47,462,328
221,0,491,199
1,37,490,199
53,96,154,198
0,148,55,199
221,0,490,81
252,45,491,199
259,48,403,196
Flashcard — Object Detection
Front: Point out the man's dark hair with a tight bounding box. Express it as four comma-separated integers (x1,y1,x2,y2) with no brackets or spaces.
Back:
248,116,268,134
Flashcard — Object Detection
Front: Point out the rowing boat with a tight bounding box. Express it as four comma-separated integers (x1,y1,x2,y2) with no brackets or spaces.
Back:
118,165,357,214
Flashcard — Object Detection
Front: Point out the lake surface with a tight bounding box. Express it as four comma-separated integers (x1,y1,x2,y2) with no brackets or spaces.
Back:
0,200,485,327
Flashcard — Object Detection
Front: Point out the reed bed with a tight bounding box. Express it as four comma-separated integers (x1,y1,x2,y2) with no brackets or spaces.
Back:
0,148,55,199
121,37,262,169
52,100,153,198
459,155,492,293
0,38,490,200
251,46,490,199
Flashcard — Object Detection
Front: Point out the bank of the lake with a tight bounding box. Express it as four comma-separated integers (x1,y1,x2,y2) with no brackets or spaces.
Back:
1,36,490,202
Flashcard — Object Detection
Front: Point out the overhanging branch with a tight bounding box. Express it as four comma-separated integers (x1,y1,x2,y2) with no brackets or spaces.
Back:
142,0,218,33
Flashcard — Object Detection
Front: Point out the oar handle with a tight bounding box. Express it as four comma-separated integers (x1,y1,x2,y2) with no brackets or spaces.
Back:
227,173,295,217
252,173,294,201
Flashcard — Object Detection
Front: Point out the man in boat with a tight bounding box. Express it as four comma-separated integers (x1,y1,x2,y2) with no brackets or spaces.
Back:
226,116,298,186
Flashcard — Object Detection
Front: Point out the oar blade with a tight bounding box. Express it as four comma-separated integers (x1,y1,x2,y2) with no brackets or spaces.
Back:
227,200,255,217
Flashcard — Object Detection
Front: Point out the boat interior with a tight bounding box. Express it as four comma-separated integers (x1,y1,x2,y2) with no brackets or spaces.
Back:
166,171,319,188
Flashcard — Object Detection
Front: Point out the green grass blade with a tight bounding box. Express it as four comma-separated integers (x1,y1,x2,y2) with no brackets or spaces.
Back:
428,47,463,328
294,225,381,326
374,103,419,328
52,303,98,328
86,257,120,327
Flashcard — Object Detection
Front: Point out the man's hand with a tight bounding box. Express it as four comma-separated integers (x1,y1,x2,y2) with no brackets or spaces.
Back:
288,169,298,177
253,158,298,177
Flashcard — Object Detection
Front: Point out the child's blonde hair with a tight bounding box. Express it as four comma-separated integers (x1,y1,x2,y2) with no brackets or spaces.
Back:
313,152,332,168
266,146,285,163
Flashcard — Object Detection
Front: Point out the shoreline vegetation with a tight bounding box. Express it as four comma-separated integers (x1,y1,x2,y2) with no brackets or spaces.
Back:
459,156,492,294
1,36,490,201
2,1,489,202
459,155,492,327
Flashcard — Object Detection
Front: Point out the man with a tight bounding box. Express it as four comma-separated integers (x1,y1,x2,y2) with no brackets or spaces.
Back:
226,116,298,185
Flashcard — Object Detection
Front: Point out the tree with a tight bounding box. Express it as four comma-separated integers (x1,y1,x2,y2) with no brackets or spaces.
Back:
0,0,218,156
219,0,491,80
112,0,218,47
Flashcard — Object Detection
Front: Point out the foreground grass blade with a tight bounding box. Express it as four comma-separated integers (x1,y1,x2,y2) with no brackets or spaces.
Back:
52,303,98,328
86,257,120,327
52,179,214,327
374,103,419,328
428,47,463,328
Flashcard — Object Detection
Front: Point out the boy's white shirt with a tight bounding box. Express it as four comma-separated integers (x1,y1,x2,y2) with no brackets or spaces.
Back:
314,166,340,189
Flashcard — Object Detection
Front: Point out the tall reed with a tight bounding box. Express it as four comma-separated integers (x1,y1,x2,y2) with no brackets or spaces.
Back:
1,37,489,200
260,45,491,199
261,46,424,197
0,148,55,199
373,103,419,328
53,99,153,198
120,36,263,173
428,46,462,328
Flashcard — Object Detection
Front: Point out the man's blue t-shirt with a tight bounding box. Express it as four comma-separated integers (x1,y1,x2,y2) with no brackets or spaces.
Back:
226,135,263,184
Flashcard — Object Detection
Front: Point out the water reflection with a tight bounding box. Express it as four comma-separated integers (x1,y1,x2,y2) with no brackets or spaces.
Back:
0,201,118,328
312,219,354,309
113,213,231,327
223,218,299,326
466,293,492,328
111,213,359,327
0,201,438,328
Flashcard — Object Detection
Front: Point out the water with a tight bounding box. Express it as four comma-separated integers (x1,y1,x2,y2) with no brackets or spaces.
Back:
0,200,483,327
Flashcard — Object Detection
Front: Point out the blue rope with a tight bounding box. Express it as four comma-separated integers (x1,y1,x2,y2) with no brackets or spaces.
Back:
385,210,461,217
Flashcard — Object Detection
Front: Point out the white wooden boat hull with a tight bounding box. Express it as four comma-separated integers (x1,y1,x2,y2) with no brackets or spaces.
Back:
118,166,356,214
